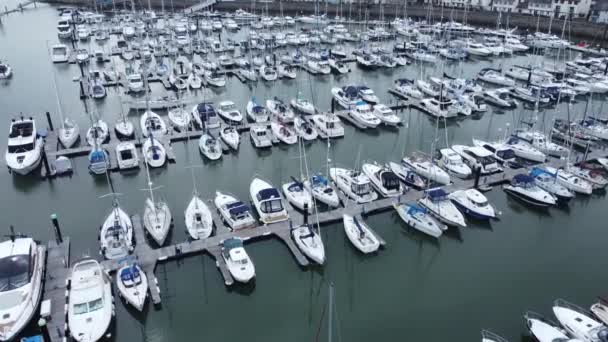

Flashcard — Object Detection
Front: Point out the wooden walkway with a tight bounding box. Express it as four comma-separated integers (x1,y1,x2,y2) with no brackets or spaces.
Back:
41,238,70,342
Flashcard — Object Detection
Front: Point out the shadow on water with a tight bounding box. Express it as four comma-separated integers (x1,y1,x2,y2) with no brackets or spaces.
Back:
226,279,256,296
443,226,464,242
505,196,552,218
11,170,43,192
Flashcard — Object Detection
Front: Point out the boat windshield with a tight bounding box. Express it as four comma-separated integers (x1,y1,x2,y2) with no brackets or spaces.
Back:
351,183,371,196
497,149,515,160
7,142,34,153
260,198,283,214
74,298,104,314
0,254,31,292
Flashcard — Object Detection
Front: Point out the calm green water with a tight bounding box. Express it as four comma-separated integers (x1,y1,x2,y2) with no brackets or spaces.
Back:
1,5,608,342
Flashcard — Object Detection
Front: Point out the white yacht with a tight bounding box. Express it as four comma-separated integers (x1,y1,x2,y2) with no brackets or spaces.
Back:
419,188,467,228
472,139,517,165
143,195,172,246
185,193,213,240
271,121,297,145
249,125,272,148
303,174,340,208
513,130,569,157
553,299,608,342
215,191,256,231
393,203,445,238
290,97,316,115
5,117,43,176
504,137,546,162
452,145,502,175
525,311,576,342
542,166,593,195
437,148,471,179
282,178,314,212
481,330,510,342
250,178,289,224
483,88,518,108
330,167,378,203
68,258,113,342
591,298,608,326
167,107,190,132
51,44,70,63
294,116,318,141
311,113,345,138
267,98,295,123
142,137,166,168
348,102,381,128
393,79,424,99
0,237,45,341
292,224,325,264
529,167,575,202
373,104,401,126
246,98,270,123
57,20,72,38
343,214,380,254
361,162,403,197
220,126,240,150
448,189,496,220
331,86,361,108
217,101,243,124
259,65,278,81
403,154,451,185
221,238,255,283
503,174,556,207
198,133,222,160
140,110,167,139
116,264,147,312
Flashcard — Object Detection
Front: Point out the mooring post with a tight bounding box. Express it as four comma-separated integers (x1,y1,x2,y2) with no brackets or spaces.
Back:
41,150,51,178
331,98,335,113
51,213,63,244
473,166,481,188
46,111,54,131
303,204,309,225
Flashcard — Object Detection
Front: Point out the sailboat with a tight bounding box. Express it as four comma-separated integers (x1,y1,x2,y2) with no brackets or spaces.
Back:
343,214,380,253
49,44,79,148
116,263,148,312
184,130,214,240
100,197,133,260
141,152,172,246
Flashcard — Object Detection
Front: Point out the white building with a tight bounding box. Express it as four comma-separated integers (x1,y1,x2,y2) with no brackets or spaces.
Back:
492,0,520,12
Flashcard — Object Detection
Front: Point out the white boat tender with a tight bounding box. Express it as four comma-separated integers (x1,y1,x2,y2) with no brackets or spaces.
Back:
361,162,403,197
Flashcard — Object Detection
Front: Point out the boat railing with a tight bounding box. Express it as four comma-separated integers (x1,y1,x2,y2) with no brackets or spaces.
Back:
481,330,509,342
554,298,593,317
524,311,561,331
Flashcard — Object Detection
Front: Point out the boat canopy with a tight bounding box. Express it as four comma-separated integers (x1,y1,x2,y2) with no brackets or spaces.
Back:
512,174,535,185
381,171,400,191
223,238,243,250
258,188,281,201
343,86,359,98
311,174,328,186
120,265,141,286
406,203,427,215
530,167,556,178
426,188,448,201
226,201,250,217
89,150,106,163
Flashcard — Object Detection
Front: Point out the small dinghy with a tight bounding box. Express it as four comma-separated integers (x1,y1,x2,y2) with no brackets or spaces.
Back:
86,120,109,146
419,188,467,228
292,223,325,264
185,193,213,240
448,189,496,220
168,106,191,132
115,142,139,170
114,118,134,139
362,162,403,197
58,118,80,148
215,191,256,231
221,238,255,283
116,264,148,311
68,259,113,342
304,174,340,207
503,174,556,207
343,214,380,254
199,133,223,160
282,177,314,212
271,121,297,145
143,197,172,246
388,161,426,189
250,125,272,148
329,167,378,203
220,125,240,150
140,110,167,138
142,136,166,168
246,98,270,123
294,116,318,141
100,201,133,259
394,202,446,238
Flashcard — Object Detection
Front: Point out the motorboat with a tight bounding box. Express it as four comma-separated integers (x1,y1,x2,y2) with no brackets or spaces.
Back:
0,237,45,341
198,133,222,160
416,79,446,98
524,311,575,342
217,101,243,124
512,129,568,157
271,121,297,145
68,259,113,342
86,120,109,147
167,106,190,132
143,196,172,246
51,44,70,63
250,178,289,224
259,65,278,81
448,189,496,220
290,97,316,115
293,116,318,141
329,58,349,74
75,49,89,64
307,59,331,75
372,104,401,126
329,167,378,203
292,223,325,264
282,178,314,212
541,166,592,195
303,174,340,207
356,53,378,69
204,70,226,87
394,203,445,238
343,214,380,253
57,20,72,38
246,98,270,123
5,117,43,175
553,299,608,342
250,124,272,148
267,98,295,123
221,238,255,283
357,86,379,104
418,98,461,118
504,137,546,163
419,188,467,227
472,139,517,165
393,79,424,99
185,193,213,239
529,167,574,202
126,73,144,93
437,148,471,179
142,136,166,168
579,118,608,140
115,142,139,170
403,154,450,185
503,174,556,207
389,161,426,189
188,73,203,89
477,68,515,86
310,113,345,138
192,102,221,130
483,88,518,108
220,125,240,150
361,162,403,197
567,164,608,190
215,191,255,231
348,101,381,128
116,264,147,312
331,86,361,109
140,110,167,139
